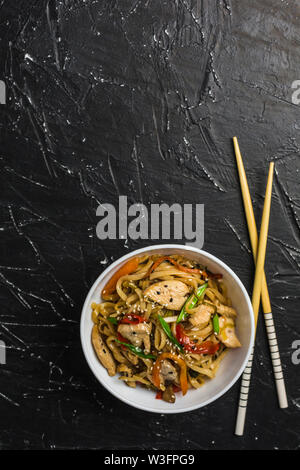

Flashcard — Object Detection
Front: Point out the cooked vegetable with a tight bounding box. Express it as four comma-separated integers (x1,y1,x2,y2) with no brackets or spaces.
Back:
108,317,118,325
156,384,181,401
213,314,220,334
158,315,184,353
162,384,176,403
176,324,220,355
102,257,140,299
119,314,145,325
177,282,208,323
118,322,152,353
117,332,128,350
115,338,156,359
162,315,178,323
152,352,188,395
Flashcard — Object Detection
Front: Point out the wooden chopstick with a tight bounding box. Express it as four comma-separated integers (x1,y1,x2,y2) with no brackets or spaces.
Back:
235,161,274,436
233,137,288,410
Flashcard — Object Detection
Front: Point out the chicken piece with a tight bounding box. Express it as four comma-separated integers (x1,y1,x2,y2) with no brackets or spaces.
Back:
144,280,189,310
92,325,116,376
147,360,179,391
159,359,178,392
117,322,152,353
160,359,178,384
189,303,215,328
217,317,241,348
216,304,237,318
218,315,230,329
218,326,241,348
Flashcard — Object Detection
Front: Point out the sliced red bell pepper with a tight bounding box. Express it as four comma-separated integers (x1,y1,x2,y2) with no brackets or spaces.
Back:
117,332,128,350
176,324,220,355
119,314,145,325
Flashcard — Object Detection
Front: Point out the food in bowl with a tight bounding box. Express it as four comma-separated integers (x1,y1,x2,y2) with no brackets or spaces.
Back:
91,254,241,404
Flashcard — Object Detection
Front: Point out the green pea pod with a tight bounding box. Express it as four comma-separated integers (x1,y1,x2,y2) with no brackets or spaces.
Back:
177,282,208,323
108,317,118,325
115,338,156,360
158,315,184,353
213,314,220,334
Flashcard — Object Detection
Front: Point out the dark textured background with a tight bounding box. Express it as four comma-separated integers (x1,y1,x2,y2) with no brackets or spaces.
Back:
0,0,299,450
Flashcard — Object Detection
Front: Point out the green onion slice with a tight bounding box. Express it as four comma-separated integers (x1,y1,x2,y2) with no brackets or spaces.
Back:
213,314,220,334
177,282,208,323
158,315,184,353
115,338,156,360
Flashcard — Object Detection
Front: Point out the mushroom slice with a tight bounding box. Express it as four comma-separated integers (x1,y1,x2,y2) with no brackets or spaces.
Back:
162,385,176,403
92,325,116,376
144,280,189,310
189,303,215,328
117,322,152,353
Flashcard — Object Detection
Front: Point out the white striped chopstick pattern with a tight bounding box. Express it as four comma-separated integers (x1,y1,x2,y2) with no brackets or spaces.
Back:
235,161,274,436
233,137,288,413
264,311,287,407
235,348,254,436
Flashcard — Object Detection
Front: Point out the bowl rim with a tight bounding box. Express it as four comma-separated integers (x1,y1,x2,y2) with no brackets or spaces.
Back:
80,244,255,414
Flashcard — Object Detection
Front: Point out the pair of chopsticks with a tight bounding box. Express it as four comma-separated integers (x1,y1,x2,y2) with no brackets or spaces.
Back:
233,137,288,436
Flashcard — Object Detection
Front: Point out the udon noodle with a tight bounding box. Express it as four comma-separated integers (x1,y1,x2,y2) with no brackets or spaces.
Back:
91,254,241,403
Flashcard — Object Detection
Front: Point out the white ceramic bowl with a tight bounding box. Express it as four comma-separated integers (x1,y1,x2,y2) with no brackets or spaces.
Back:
80,244,254,413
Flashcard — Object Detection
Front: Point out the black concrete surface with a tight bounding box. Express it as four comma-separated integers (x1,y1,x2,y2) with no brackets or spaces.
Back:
0,0,299,450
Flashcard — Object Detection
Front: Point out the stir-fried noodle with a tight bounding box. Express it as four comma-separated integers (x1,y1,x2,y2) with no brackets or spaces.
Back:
91,254,241,403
